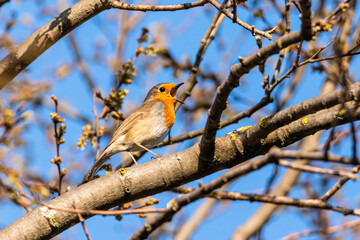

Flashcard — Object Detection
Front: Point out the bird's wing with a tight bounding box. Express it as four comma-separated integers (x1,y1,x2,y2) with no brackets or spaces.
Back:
106,100,158,147
85,110,145,181
85,100,161,181
107,112,143,147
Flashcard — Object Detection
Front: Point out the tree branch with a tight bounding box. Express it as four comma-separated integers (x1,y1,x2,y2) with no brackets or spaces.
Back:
199,30,303,161
173,187,360,217
0,0,110,89
1,83,359,239
198,0,347,162
0,0,210,90
281,219,360,240
277,159,357,180
0,0,10,8
109,0,209,12
300,0,312,40
207,0,272,40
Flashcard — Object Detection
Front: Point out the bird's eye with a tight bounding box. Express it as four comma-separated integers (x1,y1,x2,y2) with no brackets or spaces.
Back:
159,87,165,92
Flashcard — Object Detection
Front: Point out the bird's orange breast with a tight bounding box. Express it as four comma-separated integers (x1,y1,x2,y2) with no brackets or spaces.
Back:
154,97,176,129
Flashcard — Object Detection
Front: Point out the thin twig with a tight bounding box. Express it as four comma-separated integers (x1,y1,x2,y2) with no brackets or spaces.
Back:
41,202,170,216
208,0,272,39
50,96,66,195
277,159,358,180
73,202,92,240
270,0,291,84
110,0,209,12
93,91,101,159
157,95,271,148
268,41,303,93
68,33,96,92
172,187,360,217
129,153,276,239
0,0,10,8
280,219,360,240
231,0,237,23
323,127,336,161
350,122,358,163
320,164,360,202
276,150,357,165
264,165,279,194
176,3,227,110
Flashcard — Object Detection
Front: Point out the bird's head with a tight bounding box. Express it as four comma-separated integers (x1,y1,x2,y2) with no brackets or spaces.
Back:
144,83,184,104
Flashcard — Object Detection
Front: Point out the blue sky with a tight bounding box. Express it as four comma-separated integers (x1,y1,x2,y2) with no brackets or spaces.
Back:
1,0,360,239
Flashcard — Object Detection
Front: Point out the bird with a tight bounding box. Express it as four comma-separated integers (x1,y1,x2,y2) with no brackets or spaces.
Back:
85,82,184,181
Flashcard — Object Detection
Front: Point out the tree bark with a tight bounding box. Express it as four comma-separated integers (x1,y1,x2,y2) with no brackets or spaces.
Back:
1,83,359,240
0,0,110,89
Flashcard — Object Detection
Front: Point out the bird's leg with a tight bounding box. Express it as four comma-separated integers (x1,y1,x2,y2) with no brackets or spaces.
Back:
134,143,162,158
167,130,172,144
127,152,138,165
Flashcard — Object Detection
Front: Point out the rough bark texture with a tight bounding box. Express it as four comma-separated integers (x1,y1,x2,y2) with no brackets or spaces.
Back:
232,2,357,238
1,83,360,240
0,0,109,89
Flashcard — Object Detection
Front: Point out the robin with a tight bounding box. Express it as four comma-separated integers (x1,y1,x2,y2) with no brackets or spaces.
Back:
85,82,184,181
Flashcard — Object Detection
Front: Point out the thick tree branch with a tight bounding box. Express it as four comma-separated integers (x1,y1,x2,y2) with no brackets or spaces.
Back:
198,0,347,163
300,0,312,40
244,82,360,144
158,95,271,148
1,83,360,239
132,123,360,239
0,0,110,89
0,0,10,8
130,154,275,239
0,0,210,90
199,30,302,160
233,2,354,238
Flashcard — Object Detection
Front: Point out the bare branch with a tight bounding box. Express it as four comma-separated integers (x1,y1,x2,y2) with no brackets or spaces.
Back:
41,202,170,216
281,219,360,240
0,0,210,90
2,82,360,239
275,150,358,165
130,154,275,239
210,192,360,216
0,0,110,89
67,33,96,91
174,187,360,217
321,164,360,202
199,30,304,160
207,0,272,40
73,202,92,240
277,159,357,180
109,0,209,12
176,2,227,110
0,0,10,8
157,95,271,148
300,0,312,40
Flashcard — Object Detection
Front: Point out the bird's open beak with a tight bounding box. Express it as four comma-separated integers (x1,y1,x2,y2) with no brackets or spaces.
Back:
170,83,184,104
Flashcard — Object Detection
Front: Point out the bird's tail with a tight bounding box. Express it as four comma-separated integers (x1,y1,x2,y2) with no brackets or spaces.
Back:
85,151,110,182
